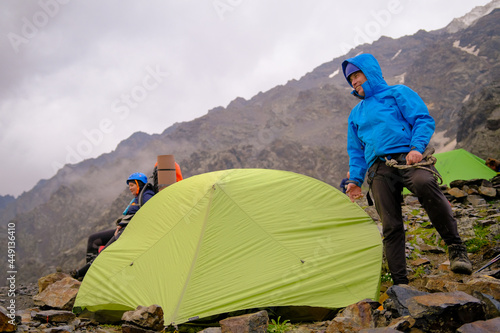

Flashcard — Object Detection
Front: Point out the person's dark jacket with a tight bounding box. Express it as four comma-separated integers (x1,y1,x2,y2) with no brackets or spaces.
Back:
125,186,155,215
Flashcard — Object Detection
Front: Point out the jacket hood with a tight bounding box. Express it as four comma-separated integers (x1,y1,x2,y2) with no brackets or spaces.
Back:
342,53,387,99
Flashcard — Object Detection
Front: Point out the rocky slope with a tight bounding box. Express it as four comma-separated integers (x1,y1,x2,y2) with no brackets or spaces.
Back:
1,180,499,332
456,80,500,158
1,5,500,284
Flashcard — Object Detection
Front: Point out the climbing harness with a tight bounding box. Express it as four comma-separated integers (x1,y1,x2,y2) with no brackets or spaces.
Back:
384,148,443,185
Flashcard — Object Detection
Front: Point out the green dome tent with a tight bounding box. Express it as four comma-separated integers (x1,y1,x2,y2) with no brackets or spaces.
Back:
74,169,382,325
434,149,497,187
401,149,496,195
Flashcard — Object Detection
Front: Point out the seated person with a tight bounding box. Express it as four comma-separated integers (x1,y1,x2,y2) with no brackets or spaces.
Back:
70,172,155,279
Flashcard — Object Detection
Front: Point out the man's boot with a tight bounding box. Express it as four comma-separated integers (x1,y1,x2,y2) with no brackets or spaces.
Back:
448,244,472,274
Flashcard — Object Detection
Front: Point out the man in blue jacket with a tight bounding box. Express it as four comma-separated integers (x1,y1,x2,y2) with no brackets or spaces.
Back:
342,53,472,284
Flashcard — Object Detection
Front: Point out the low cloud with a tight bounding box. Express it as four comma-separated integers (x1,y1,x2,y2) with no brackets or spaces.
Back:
0,0,491,196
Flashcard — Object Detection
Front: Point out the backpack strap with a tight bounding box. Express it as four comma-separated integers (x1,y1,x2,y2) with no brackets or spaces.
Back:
138,183,154,207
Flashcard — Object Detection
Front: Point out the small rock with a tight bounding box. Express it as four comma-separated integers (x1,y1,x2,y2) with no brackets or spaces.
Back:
122,305,164,331
424,275,461,293
475,219,496,227
448,187,468,198
472,291,500,319
386,315,415,331
456,317,500,333
463,185,478,195
478,185,497,197
219,310,268,333
359,329,403,333
488,224,500,240
16,324,30,332
122,323,159,333
404,196,420,206
198,328,222,333
17,308,40,324
409,258,430,266
326,300,378,332
438,260,451,271
418,244,446,254
467,195,487,206
450,179,484,188
384,285,429,317
43,324,74,332
33,310,76,323
466,277,500,301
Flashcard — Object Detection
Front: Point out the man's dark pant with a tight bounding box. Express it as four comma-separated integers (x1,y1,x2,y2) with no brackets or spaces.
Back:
369,157,462,284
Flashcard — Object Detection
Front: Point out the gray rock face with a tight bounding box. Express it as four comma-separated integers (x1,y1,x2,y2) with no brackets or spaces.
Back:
219,310,268,333
406,291,486,332
457,317,500,333
384,285,429,317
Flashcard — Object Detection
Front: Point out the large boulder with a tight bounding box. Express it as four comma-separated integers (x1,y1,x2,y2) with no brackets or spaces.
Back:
37,272,69,293
33,276,81,310
407,291,486,332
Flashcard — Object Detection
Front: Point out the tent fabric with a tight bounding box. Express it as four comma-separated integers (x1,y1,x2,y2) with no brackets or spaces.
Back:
401,149,496,194
434,149,497,187
73,169,382,325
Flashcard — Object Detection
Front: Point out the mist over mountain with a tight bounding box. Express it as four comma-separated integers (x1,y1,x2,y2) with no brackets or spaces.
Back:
1,5,500,284
0,195,15,210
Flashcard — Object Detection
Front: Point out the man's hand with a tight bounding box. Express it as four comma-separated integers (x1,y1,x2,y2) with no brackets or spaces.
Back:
406,150,423,165
346,183,362,202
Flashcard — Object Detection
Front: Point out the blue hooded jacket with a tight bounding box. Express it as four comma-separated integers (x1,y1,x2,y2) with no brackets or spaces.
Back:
341,53,435,187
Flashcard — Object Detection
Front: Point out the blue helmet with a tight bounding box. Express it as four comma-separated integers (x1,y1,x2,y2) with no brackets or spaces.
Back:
126,172,148,185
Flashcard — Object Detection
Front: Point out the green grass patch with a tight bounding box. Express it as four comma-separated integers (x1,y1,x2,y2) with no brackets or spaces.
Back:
268,316,293,333
412,266,426,279
381,272,393,283
465,225,492,253
411,209,421,216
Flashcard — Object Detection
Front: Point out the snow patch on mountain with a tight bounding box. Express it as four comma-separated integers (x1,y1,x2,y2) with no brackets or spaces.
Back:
445,0,500,33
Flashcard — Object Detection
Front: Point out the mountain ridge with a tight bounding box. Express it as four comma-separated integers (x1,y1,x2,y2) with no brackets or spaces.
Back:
1,4,500,284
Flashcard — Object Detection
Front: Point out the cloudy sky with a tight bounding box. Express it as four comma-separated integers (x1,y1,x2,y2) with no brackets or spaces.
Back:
0,0,493,197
